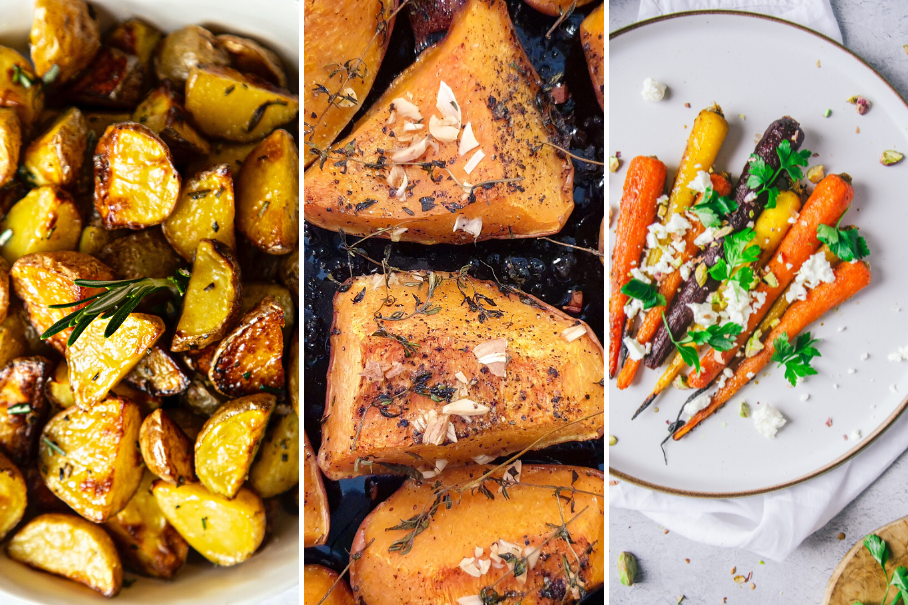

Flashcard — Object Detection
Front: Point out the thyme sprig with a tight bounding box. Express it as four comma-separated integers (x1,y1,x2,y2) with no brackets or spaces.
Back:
315,539,374,605
540,236,605,258
374,271,444,321
545,1,579,39
542,141,606,166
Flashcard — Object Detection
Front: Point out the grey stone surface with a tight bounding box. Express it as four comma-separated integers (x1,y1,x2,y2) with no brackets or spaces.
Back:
608,1,908,603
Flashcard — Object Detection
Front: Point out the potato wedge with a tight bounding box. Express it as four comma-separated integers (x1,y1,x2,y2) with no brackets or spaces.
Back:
216,34,287,88
66,313,165,410
29,0,101,83
94,122,181,229
105,19,163,77
304,565,355,605
0,310,28,368
22,107,89,188
153,481,266,566
0,108,21,187
580,4,604,110
154,25,230,85
96,228,183,280
0,357,52,465
279,245,299,303
180,343,217,376
39,396,143,522
304,0,574,244
187,140,258,175
288,333,299,417
0,450,26,540
46,360,74,409
0,186,82,265
132,80,211,163
110,381,162,416
139,409,194,485
236,129,298,254
303,431,329,547
104,469,188,579
65,46,144,109
179,377,225,418
208,296,284,397
124,346,190,396
248,409,298,498
195,393,274,498
240,282,294,335
11,305,55,358
185,65,299,142
7,513,123,597
83,111,131,142
166,407,206,441
0,47,44,132
163,165,236,261
523,0,594,16
318,271,604,480
172,239,242,352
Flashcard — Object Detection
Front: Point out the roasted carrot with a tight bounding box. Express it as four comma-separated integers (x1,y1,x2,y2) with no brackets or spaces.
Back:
757,244,839,335
609,155,666,377
674,259,871,440
686,174,854,389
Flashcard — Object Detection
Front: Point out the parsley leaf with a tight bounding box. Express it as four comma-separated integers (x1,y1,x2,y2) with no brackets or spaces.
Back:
771,332,821,386
891,566,908,601
662,312,701,373
724,228,761,268
708,258,730,282
817,218,869,262
746,156,775,190
690,187,738,228
687,323,743,351
744,140,812,210
865,534,889,572
727,266,755,292
621,279,666,310
776,139,812,181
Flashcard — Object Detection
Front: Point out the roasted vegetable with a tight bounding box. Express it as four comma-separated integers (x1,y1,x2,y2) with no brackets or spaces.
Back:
288,333,299,417
83,111,131,142
154,25,230,85
163,165,236,261
0,450,26,540
187,140,258,175
524,0,594,17
0,186,82,265
22,107,89,188
124,346,190,396
139,409,195,485
0,357,52,464
39,396,143,522
179,378,225,418
755,190,802,268
65,46,145,109
248,409,299,498
7,513,123,597
0,311,27,371
0,109,21,187
279,245,299,303
0,256,9,324
350,464,604,604
45,360,74,409
29,0,100,84
240,282,295,335
304,564,355,605
0,46,44,131
304,430,329,547
580,4,604,110
96,228,183,280
132,80,211,163
104,19,163,77
217,34,287,88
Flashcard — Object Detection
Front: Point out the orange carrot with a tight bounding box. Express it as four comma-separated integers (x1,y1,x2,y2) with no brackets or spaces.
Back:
609,156,666,378
674,260,871,440
686,173,854,389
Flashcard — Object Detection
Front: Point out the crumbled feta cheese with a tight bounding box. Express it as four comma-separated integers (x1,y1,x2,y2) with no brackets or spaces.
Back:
688,170,712,193
847,368,856,374
753,404,787,438
888,346,908,362
786,252,836,303
833,384,839,389
641,77,667,102
694,228,717,247
743,191,757,203
630,267,651,284
624,297,644,320
719,281,752,327
665,213,692,235
747,372,755,379
800,393,810,402
623,337,650,362
723,368,733,378
861,353,869,360
786,263,793,270
837,326,846,332
646,222,667,249
656,194,669,205
687,302,718,327
672,238,686,253
891,384,899,393
850,429,863,442
684,391,712,417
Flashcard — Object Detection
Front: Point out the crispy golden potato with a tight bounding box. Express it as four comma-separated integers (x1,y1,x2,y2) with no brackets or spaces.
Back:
240,282,294,336
524,0,594,16
0,357,52,465
0,108,21,187
24,465,69,513
83,111,131,142
94,122,181,229
166,407,207,441
185,65,299,142
248,410,298,498
195,393,274,498
153,481,266,566
132,80,211,163
29,0,100,83
216,34,287,88
580,4,604,110
7,513,123,597
154,25,229,85
288,333,299,417
172,239,242,352
104,19,163,77
279,245,299,303
209,296,285,397
0,450,26,540
46,360,74,409
39,397,143,522
304,565,355,605
104,469,188,579
179,343,217,376
110,381,162,416
124,346,190,396
303,431,329,547
65,46,144,109
179,377,225,418
139,409,194,485
0,310,28,368
22,107,89,188
96,228,183,280
163,165,236,261
0,47,44,132
236,129,298,254
66,314,165,410
318,272,604,480
11,304,55,358
0,187,82,265
187,140,258,175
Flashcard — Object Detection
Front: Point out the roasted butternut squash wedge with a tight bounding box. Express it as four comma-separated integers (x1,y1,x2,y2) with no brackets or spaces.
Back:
0,46,44,131
303,430,329,547
124,346,190,396
350,464,604,605
580,4,604,110
65,46,145,109
208,296,285,397
172,239,243,352
29,0,100,84
163,165,236,261
22,107,89,188
7,513,123,597
318,271,604,480
288,332,299,417
0,357,52,465
0,108,21,187
104,19,163,78
46,360,74,409
217,34,287,88
185,65,299,142
96,228,183,280
195,393,274,498
94,122,181,229
139,409,195,486
524,0,594,16
304,565,355,605
0,186,82,265
304,0,574,245
0,450,26,540
248,409,299,498
66,313,165,410
236,128,299,254
104,469,188,579
154,25,230,86
132,80,211,163
153,481,266,566
39,396,143,522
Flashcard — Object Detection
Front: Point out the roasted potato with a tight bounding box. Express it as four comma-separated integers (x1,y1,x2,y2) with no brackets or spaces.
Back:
96,228,183,280
0,450,26,540
240,282,294,335
0,256,9,324
187,140,258,175
166,407,207,441
180,343,217,376
248,409,298,498
318,271,604,480
523,0,594,16
185,65,299,142
195,393,274,498
77,224,126,257
350,464,605,605
104,19,163,77
153,481,266,566
83,111,131,142
110,381,162,416
303,431,329,547
304,565,355,605
139,409,194,485
39,396,143,522
7,513,123,597
216,34,287,88
0,46,44,132
104,469,188,579
0,310,28,368
22,107,89,188
154,25,230,86
279,245,299,303
93,122,181,229
580,4,604,110
172,239,242,352
132,80,211,163
66,313,165,410
0,108,21,187
29,0,100,83
179,377,225,418
163,165,236,261
0,357,52,465
236,128,298,254
46,360,74,409
0,186,82,265
65,46,144,109
11,304,55,358
208,296,285,397
124,346,190,396
288,333,299,417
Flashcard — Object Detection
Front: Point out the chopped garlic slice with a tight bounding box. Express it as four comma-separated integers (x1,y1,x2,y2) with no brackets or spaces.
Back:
421,410,450,445
391,97,422,121
453,216,482,239
337,87,358,108
429,114,460,143
456,597,483,605
402,122,424,131
472,454,495,464
561,324,587,342
459,122,479,156
391,136,429,163
436,81,462,125
442,399,490,416
455,371,469,384
387,165,407,198
458,557,482,578
389,227,408,242
463,149,485,175
473,338,507,377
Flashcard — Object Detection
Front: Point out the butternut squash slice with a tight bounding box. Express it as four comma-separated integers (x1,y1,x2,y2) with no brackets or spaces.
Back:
303,430,329,547
304,565,355,605
524,0,594,17
580,4,604,110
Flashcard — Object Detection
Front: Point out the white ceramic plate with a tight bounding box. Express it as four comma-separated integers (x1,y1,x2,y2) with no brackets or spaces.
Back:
0,1,299,604
608,11,908,497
